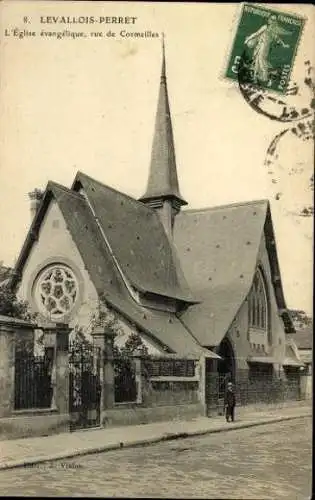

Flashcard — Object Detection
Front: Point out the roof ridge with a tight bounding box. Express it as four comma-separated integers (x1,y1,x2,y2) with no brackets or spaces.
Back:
74,172,195,304
48,180,86,200
182,198,269,214
74,171,154,210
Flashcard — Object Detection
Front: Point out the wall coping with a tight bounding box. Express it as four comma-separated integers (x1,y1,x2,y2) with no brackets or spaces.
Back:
111,402,202,410
114,401,138,408
149,376,199,382
0,315,35,329
11,408,59,417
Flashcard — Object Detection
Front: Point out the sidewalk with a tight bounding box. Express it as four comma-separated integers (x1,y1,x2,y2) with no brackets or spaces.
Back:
0,402,311,471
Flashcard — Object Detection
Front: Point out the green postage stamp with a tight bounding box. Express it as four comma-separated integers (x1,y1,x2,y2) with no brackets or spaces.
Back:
225,4,306,94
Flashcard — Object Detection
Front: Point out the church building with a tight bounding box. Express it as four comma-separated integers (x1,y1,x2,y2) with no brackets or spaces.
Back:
10,44,302,385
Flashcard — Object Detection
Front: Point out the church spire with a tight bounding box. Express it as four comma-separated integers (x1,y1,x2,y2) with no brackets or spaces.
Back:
139,36,187,237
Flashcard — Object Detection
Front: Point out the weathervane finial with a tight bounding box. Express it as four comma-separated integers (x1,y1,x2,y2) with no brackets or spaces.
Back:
161,32,166,81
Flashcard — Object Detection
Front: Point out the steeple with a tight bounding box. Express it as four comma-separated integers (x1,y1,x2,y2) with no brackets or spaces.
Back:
139,36,187,237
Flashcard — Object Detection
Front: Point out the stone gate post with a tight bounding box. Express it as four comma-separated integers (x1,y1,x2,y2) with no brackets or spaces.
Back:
132,349,143,404
297,365,307,400
55,324,70,415
92,325,116,425
43,323,70,416
197,354,207,416
0,321,15,418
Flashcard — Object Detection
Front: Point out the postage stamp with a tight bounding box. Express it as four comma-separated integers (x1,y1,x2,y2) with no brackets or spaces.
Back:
225,3,306,94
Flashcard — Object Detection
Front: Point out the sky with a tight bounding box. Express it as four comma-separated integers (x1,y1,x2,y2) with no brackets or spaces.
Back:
0,1,314,314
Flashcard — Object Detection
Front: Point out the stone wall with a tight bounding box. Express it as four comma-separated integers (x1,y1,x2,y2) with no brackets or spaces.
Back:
101,357,203,428
102,403,204,428
0,317,71,441
0,410,69,441
142,379,199,406
1,317,205,437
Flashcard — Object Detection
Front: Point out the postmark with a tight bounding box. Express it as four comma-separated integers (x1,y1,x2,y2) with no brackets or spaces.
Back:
225,6,314,217
237,58,314,123
225,3,306,94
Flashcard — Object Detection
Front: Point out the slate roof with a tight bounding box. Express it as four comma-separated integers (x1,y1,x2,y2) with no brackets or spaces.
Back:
13,181,216,359
72,172,195,304
11,173,290,358
174,200,269,346
139,42,187,206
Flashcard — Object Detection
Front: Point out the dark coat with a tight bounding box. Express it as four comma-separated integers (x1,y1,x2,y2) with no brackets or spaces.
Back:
224,388,236,407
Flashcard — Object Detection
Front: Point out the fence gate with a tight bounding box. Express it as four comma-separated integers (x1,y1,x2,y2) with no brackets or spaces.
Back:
69,342,102,431
206,371,232,417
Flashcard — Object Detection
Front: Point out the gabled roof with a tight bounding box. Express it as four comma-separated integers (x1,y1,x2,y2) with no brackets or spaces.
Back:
174,199,292,346
53,180,214,357
48,181,126,300
72,172,195,304
11,172,292,355
11,178,213,358
263,203,295,334
139,41,187,206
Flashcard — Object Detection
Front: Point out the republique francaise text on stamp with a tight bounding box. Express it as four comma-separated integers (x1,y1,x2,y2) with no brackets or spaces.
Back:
225,4,306,94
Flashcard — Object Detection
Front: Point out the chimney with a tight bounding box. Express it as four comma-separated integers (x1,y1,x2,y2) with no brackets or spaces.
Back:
28,188,43,221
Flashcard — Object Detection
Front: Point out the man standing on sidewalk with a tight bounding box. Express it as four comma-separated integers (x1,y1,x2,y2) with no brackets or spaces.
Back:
224,381,236,422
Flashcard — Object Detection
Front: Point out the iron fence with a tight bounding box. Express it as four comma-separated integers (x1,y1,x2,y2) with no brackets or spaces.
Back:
112,356,197,404
14,353,53,410
114,356,137,403
206,368,302,415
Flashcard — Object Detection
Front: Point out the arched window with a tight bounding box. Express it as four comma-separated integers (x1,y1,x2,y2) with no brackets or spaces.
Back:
248,268,268,330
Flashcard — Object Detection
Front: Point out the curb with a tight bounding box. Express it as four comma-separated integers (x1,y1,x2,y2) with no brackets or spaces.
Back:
0,412,310,471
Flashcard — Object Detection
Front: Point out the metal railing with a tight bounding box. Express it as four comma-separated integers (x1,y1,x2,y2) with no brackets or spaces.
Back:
206,369,302,415
114,356,137,403
14,353,53,410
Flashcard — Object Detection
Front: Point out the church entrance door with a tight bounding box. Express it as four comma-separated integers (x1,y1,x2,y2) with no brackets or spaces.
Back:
205,337,235,416
217,337,235,383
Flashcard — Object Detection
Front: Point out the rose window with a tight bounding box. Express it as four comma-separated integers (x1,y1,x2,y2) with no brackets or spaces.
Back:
35,265,78,319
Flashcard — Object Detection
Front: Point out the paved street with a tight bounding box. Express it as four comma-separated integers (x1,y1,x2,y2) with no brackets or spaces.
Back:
0,417,311,499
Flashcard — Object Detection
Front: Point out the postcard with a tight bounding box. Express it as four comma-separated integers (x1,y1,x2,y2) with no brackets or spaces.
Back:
0,2,313,498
